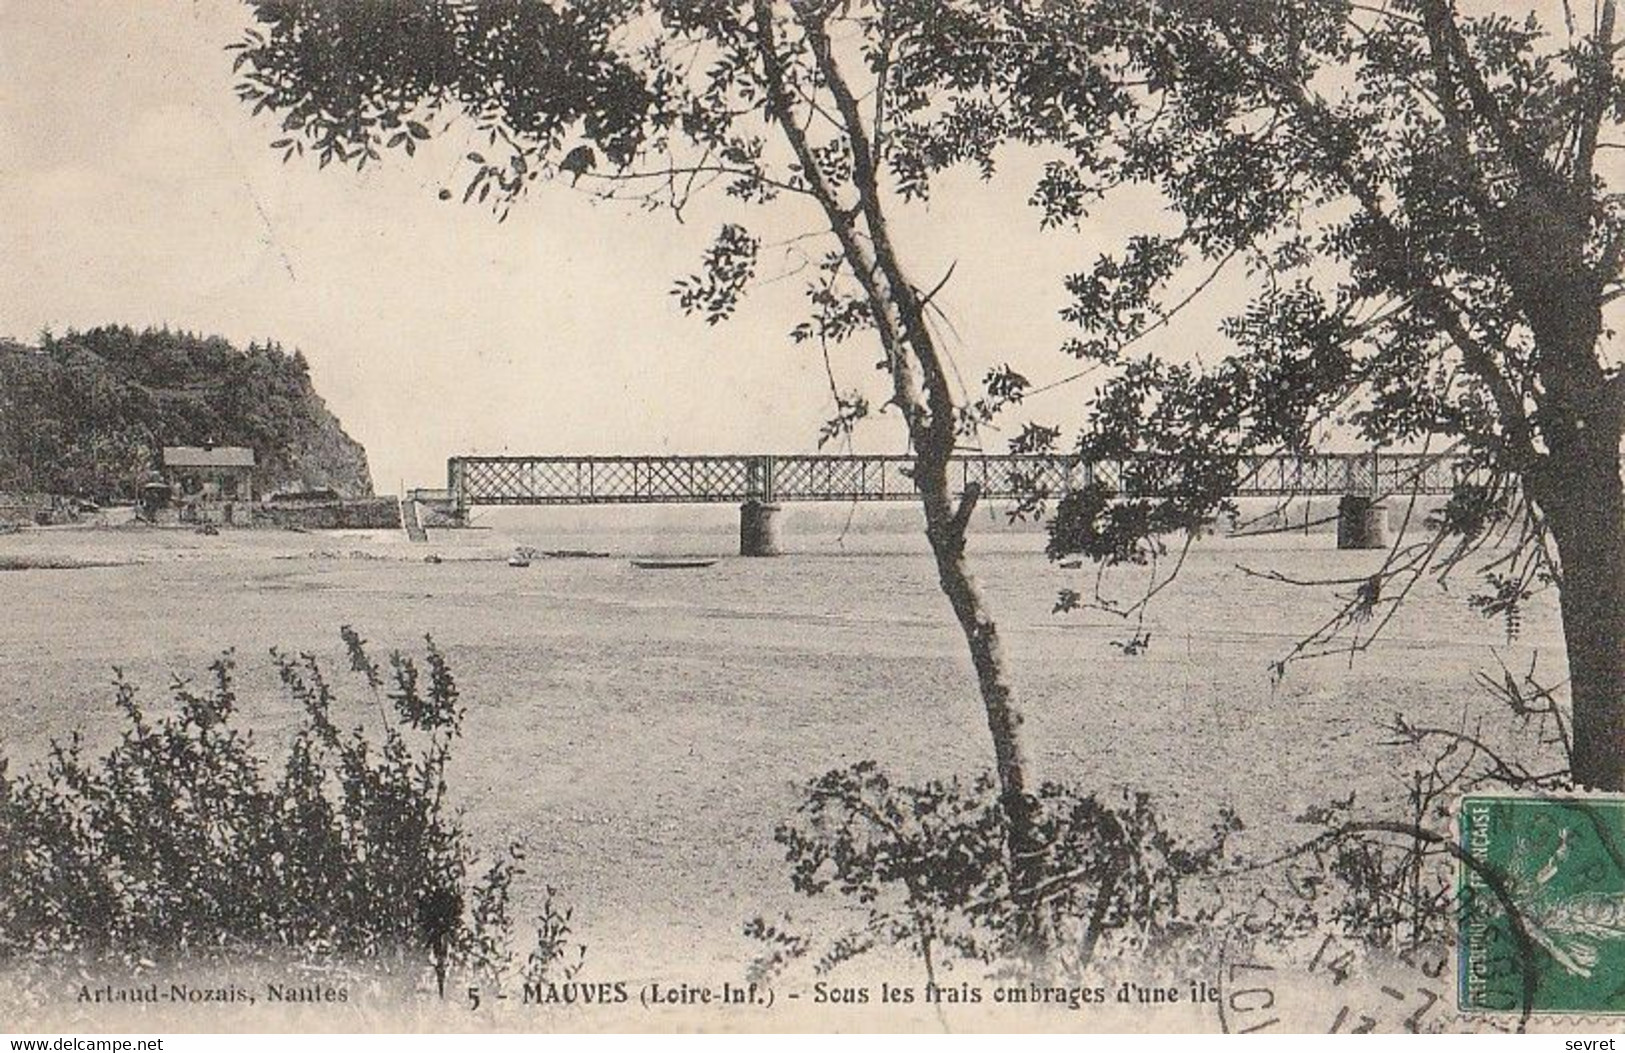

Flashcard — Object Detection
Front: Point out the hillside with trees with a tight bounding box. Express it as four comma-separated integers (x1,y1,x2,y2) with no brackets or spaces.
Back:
0,325,374,501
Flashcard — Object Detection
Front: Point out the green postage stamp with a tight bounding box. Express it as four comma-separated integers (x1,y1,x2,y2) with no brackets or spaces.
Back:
1459,794,1625,1015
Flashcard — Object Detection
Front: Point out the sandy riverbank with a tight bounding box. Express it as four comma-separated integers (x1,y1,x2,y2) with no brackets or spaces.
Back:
0,515,1564,1027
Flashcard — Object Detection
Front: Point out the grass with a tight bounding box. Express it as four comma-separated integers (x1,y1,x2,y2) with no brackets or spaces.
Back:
0,555,125,571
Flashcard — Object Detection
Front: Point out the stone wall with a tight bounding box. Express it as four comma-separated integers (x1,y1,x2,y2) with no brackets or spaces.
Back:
256,497,402,530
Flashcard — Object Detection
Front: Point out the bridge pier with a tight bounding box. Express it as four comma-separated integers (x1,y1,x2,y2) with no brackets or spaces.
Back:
739,499,782,557
1336,495,1389,550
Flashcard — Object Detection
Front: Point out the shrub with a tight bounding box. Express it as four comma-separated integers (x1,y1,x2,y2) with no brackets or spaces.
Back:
1275,674,1577,959
749,762,1238,984
0,628,576,996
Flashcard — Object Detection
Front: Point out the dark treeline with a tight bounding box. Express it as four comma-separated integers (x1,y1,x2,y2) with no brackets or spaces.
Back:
0,325,373,501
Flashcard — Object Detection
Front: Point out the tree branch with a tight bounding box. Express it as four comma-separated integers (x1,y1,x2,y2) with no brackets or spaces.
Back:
800,10,959,462
1416,0,1555,192
1573,0,1618,190
748,0,922,436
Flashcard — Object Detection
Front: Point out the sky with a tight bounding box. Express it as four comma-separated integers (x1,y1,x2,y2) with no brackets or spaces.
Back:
0,1,1215,493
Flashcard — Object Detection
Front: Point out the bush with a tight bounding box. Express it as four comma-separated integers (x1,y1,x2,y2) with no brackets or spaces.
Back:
0,628,576,996
749,762,1238,984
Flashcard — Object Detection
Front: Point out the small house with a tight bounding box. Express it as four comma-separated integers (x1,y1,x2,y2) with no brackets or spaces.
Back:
161,445,256,522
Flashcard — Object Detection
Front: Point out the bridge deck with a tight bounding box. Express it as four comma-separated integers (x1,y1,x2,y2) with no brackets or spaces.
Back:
445,452,1462,507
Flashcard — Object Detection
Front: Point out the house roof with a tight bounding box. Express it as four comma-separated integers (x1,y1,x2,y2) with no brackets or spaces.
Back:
162,445,256,468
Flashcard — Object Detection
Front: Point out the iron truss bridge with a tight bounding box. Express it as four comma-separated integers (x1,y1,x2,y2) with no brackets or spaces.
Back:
435,451,1463,509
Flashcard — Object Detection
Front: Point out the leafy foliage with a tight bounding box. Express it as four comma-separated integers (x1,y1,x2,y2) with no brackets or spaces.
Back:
234,1,651,191
672,224,760,324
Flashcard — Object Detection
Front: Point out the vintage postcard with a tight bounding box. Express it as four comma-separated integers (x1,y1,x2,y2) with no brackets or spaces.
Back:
4,0,1625,1037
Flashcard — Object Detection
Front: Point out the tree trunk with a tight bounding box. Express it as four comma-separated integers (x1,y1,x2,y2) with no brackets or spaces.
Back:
1531,433,1625,790
916,469,1048,950
747,1,1049,949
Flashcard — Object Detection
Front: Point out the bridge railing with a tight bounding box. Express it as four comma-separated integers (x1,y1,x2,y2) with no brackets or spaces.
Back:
449,455,765,505
446,450,1471,508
